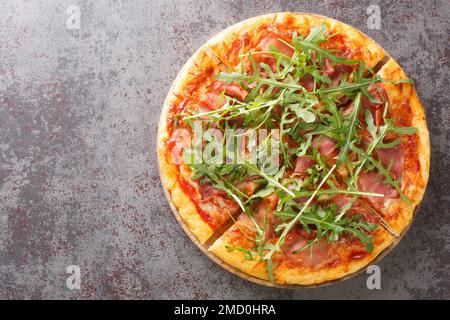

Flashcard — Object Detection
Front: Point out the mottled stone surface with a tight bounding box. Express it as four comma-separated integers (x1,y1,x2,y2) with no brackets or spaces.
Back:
0,0,448,299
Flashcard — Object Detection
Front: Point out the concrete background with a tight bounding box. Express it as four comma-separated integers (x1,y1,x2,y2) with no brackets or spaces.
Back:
0,0,448,299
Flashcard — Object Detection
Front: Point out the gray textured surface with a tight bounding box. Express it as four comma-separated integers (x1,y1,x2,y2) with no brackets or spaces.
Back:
0,0,449,299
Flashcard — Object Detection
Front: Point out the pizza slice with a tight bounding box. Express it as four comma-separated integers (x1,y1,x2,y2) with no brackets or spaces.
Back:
158,48,245,244
356,58,430,235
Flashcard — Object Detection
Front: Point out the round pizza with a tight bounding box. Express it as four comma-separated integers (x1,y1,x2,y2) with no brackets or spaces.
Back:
157,13,430,286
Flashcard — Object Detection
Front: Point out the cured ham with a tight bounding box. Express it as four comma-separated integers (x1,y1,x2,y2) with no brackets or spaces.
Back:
312,135,338,160
358,171,398,208
258,34,294,57
322,58,353,87
376,144,404,180
361,84,388,127
198,92,223,111
199,81,248,111
236,177,259,197
299,74,315,92
254,194,279,239
332,194,377,224
294,156,315,177
245,33,294,74
323,58,335,77
169,128,192,165
198,182,240,228
212,81,248,101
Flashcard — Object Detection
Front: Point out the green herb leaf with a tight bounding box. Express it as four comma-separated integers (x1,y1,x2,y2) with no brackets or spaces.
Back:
337,93,361,165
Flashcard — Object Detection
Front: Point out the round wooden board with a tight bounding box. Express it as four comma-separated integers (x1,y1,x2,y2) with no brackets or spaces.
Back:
157,12,429,288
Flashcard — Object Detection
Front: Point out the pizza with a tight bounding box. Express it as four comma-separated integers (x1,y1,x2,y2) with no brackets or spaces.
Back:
157,13,430,286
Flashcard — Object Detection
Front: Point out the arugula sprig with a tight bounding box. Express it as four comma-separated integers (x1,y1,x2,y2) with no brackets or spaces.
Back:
337,92,361,165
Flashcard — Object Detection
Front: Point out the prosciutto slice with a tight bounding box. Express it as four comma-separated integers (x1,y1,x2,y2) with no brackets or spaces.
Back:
254,194,279,240
169,128,192,165
236,176,259,197
299,74,315,92
258,34,294,57
198,92,223,111
312,136,338,160
332,194,377,224
294,156,315,177
358,171,398,208
322,58,353,87
361,84,389,127
199,81,248,111
281,228,331,268
198,182,239,227
376,144,404,179
245,33,294,73
212,81,248,101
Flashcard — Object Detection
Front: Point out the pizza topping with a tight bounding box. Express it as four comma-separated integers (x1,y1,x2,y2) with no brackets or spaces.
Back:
173,24,417,280
197,82,248,112
298,74,315,92
198,92,224,111
242,34,294,75
254,193,279,240
258,34,295,57
376,144,404,179
178,177,215,226
236,176,260,197
281,228,331,268
322,58,354,88
332,194,377,224
312,135,338,161
358,171,398,208
294,156,315,176
169,128,192,165
274,200,377,256
211,81,248,101
361,84,389,127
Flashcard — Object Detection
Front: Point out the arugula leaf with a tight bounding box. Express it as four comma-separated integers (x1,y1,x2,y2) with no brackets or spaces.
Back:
305,24,327,42
265,257,275,282
243,163,295,197
245,186,275,203
288,103,316,123
390,126,418,135
225,245,257,261
337,93,361,165
365,109,378,139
